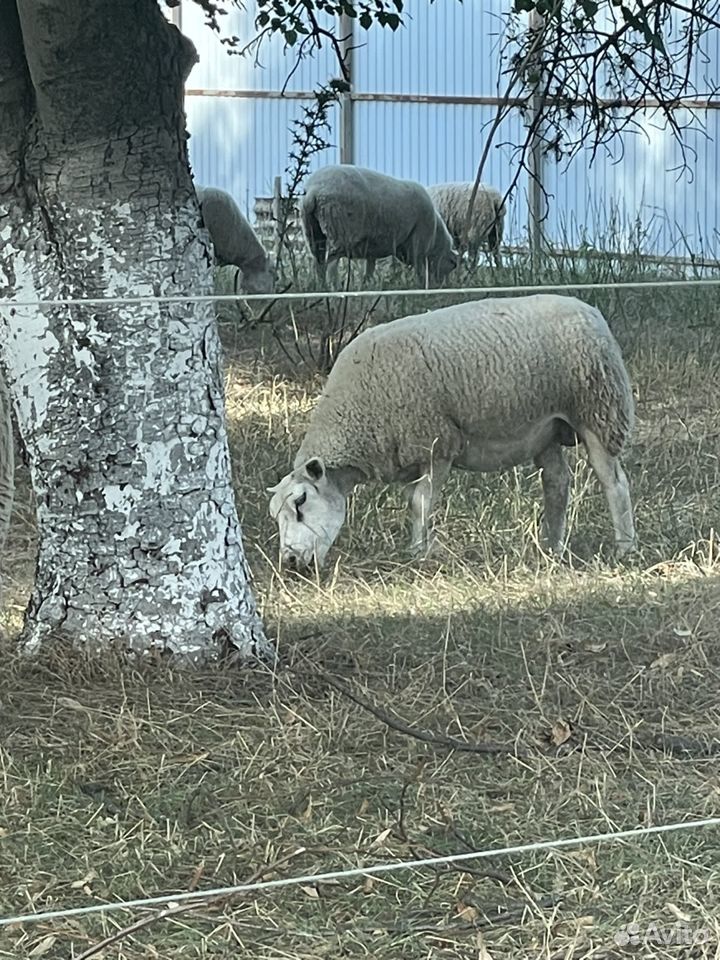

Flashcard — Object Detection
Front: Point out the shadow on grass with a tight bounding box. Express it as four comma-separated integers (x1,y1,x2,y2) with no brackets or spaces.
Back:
1,556,719,959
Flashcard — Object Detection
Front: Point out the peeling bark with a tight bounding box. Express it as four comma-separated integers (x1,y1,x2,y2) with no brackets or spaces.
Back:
0,376,12,557
0,0,269,662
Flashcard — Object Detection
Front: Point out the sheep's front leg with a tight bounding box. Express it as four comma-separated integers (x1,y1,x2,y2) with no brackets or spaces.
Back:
326,258,341,289
404,459,451,558
413,259,431,289
535,444,571,555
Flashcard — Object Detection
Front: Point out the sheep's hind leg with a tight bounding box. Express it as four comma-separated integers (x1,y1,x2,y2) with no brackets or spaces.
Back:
404,459,452,558
582,429,636,557
535,444,571,555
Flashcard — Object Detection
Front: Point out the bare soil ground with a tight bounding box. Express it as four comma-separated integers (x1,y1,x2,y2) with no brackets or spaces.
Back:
1,270,719,959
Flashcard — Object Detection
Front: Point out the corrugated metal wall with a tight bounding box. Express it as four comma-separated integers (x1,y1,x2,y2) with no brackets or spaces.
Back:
179,1,720,256
181,3,341,218
543,109,720,257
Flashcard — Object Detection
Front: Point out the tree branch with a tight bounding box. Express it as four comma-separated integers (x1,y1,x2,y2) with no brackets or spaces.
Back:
296,656,526,758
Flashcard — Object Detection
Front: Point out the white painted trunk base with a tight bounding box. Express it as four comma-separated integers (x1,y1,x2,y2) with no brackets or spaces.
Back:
0,200,270,662
0,375,13,546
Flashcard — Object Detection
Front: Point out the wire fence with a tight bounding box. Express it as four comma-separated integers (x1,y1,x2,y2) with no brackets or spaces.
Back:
2,816,720,928
4,275,720,310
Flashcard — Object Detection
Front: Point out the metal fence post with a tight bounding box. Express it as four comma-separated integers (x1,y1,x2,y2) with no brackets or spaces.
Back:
527,9,546,262
339,12,354,164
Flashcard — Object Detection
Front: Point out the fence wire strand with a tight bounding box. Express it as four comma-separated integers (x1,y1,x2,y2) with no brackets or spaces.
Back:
2,276,720,309
2,816,719,928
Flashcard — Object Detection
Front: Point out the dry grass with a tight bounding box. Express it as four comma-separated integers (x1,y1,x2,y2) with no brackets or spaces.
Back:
1,264,720,960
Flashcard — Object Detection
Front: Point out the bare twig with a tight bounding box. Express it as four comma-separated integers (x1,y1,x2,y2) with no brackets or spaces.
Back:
635,730,720,757
461,12,548,251
277,82,344,280
295,656,525,758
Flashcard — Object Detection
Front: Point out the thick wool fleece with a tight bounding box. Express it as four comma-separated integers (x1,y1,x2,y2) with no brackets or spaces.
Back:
295,294,633,481
0,376,13,553
299,165,456,281
427,182,505,255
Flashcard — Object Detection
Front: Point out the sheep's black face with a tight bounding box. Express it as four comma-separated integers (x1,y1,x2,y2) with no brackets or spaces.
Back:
267,457,346,570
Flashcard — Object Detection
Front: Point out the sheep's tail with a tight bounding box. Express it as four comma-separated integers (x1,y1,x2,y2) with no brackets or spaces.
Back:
299,192,327,266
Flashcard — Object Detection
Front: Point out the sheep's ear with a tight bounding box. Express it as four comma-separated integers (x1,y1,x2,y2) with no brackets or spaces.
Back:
303,457,326,483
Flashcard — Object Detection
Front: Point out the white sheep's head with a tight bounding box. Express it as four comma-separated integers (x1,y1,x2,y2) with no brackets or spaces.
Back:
267,457,346,571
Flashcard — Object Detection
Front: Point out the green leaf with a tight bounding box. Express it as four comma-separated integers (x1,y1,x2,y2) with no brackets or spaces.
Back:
284,28,297,44
359,10,372,28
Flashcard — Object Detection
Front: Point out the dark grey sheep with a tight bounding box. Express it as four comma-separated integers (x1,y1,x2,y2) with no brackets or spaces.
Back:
299,164,458,287
196,185,274,295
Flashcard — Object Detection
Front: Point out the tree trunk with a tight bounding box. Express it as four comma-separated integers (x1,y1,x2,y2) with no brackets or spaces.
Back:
0,0,269,662
0,376,13,558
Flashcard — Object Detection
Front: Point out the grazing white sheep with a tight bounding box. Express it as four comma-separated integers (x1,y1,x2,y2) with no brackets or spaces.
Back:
268,294,636,569
427,181,505,268
299,165,458,287
0,377,13,556
196,185,274,295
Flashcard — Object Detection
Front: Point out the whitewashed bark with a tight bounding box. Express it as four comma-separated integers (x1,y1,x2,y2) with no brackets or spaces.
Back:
0,0,269,662
0,375,13,557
